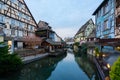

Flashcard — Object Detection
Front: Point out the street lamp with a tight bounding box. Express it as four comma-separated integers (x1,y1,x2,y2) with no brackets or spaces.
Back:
107,63,110,69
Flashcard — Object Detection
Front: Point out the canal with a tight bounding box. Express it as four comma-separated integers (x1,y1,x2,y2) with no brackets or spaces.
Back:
0,49,100,80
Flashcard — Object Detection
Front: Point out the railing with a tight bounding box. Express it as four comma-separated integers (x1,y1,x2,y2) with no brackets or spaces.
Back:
93,57,106,80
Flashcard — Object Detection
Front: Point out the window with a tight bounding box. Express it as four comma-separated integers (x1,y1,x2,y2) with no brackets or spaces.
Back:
11,19,15,25
25,15,30,20
97,10,101,17
28,25,34,31
16,20,19,26
19,31,23,37
104,20,108,30
97,23,101,31
11,29,15,35
103,3,108,15
11,0,17,3
19,22,23,28
18,3,22,8
0,15,4,22
15,30,17,36
0,2,3,9
19,12,23,18
30,26,34,31
110,17,114,27
28,25,30,30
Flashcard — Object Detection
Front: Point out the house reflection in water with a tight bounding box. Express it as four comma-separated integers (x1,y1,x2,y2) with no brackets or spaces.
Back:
1,54,66,80
18,54,67,80
75,55,99,80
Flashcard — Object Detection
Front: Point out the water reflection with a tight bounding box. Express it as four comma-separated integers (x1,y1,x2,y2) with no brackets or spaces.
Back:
0,54,67,80
75,54,100,80
0,49,100,80
48,50,89,80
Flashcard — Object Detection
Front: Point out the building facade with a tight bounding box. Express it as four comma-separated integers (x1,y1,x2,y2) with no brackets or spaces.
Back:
36,21,55,40
0,0,38,52
0,28,4,42
115,0,120,38
93,0,115,39
36,21,64,52
74,19,95,45
92,0,120,52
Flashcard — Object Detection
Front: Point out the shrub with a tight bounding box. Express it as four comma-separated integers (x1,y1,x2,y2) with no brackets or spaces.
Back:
0,42,9,55
94,47,100,57
81,43,87,54
0,43,23,75
74,42,79,47
110,57,120,80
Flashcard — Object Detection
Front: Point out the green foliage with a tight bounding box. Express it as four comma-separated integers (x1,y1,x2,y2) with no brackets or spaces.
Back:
0,43,23,75
81,43,87,54
0,45,9,55
110,57,120,80
94,47,100,57
74,42,79,47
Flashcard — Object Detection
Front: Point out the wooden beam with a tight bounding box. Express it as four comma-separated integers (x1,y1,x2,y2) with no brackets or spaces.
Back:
5,0,9,3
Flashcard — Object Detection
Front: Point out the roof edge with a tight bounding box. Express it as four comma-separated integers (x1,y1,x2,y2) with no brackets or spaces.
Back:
93,0,108,15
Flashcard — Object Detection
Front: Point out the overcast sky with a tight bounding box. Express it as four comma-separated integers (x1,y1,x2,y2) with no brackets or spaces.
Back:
25,0,103,39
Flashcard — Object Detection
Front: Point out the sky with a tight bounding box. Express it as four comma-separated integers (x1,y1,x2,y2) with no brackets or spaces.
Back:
25,0,103,39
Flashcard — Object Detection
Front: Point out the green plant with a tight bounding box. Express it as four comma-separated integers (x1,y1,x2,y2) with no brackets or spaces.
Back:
0,42,9,54
94,47,100,57
110,57,120,80
74,42,79,47
0,43,23,75
81,43,87,54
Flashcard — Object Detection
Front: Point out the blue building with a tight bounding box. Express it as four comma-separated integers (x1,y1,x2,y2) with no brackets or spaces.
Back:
93,0,115,39
93,0,116,52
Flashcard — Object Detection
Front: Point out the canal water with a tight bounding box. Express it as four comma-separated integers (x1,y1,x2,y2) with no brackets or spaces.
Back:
0,49,100,80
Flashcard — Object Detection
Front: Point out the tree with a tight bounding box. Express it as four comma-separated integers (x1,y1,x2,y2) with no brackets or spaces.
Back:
0,43,23,75
110,57,120,80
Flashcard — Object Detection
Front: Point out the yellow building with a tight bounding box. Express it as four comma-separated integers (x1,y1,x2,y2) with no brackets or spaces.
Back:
74,19,95,45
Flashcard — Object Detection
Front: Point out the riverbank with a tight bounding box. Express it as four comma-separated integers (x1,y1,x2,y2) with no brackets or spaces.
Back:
21,48,67,64
49,49,67,57
22,53,49,64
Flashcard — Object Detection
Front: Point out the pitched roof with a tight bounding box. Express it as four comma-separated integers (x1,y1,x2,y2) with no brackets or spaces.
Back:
75,19,94,37
23,0,38,28
93,0,108,15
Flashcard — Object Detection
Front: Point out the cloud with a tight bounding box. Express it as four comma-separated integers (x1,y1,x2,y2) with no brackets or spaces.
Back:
25,0,103,39
54,27,77,39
